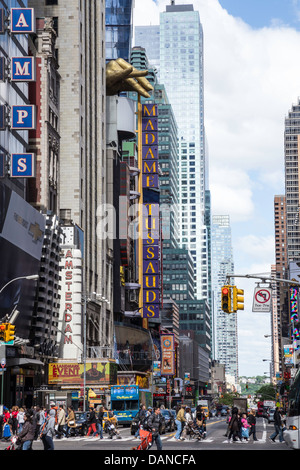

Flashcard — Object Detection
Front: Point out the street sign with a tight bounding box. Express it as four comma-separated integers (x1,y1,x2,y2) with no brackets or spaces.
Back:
252,287,272,312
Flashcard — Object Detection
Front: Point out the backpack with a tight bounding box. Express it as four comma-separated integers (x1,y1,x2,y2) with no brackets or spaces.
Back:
39,419,48,438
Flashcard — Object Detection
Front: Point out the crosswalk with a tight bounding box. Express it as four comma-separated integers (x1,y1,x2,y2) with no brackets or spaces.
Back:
53,419,286,446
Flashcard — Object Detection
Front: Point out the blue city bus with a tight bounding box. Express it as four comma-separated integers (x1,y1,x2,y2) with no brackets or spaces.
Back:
110,385,152,426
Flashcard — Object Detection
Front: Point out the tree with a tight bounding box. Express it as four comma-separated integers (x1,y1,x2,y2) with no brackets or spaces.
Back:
254,384,276,402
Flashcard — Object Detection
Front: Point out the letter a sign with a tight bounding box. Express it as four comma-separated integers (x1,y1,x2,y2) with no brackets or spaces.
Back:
10,8,35,34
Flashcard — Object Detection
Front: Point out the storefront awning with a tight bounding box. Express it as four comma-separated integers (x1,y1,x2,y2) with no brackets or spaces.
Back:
6,358,44,367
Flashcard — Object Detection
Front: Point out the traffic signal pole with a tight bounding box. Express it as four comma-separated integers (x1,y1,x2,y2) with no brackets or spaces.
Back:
226,273,300,286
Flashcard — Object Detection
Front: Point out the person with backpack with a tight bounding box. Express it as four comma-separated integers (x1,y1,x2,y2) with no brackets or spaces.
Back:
147,407,163,450
40,409,56,450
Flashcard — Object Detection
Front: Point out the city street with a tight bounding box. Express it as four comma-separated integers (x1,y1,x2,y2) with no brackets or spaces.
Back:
0,417,291,452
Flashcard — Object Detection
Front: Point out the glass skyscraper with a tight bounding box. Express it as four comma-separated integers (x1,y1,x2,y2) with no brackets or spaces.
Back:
106,0,134,62
211,215,238,382
135,3,210,302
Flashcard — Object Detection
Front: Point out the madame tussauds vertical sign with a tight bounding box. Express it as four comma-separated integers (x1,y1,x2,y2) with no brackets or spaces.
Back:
142,104,160,319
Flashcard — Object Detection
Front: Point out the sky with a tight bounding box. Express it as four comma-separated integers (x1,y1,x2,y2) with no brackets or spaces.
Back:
132,0,300,377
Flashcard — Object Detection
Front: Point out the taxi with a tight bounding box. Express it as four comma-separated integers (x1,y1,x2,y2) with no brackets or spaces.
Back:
103,410,118,429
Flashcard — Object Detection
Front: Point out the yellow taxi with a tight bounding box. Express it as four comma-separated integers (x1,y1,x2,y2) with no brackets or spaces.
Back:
103,410,118,429
202,406,209,419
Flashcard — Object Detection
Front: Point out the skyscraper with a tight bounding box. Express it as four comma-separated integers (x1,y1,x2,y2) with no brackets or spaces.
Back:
135,3,210,302
211,215,238,382
106,0,134,62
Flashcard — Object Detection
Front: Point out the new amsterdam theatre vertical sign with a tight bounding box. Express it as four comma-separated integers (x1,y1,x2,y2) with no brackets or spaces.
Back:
142,104,161,319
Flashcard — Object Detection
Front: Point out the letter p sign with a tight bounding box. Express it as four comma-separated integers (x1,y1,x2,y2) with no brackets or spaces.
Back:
11,105,36,130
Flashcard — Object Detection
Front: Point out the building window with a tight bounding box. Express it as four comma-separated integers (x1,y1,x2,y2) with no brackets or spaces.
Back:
46,0,58,4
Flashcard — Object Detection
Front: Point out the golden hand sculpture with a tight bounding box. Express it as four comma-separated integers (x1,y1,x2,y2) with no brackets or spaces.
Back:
106,58,153,98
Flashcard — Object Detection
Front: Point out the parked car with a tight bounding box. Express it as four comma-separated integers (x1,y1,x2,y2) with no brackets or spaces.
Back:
267,408,276,424
221,407,229,416
160,409,176,432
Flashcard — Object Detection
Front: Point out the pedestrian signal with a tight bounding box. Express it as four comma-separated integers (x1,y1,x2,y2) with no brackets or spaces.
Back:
4,323,15,343
232,286,244,312
221,286,232,313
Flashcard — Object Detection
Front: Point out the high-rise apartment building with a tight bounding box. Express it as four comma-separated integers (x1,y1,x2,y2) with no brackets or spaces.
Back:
284,99,300,262
135,3,210,302
211,215,238,382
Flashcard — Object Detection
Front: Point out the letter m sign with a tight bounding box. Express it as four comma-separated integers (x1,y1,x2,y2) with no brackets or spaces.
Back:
11,57,35,82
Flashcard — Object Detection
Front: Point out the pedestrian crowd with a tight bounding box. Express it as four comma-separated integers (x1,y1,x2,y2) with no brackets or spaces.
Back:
134,403,208,450
224,405,286,443
0,403,113,450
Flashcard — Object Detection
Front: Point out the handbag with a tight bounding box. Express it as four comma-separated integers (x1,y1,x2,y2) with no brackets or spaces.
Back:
68,420,75,426
196,419,203,426
241,427,249,438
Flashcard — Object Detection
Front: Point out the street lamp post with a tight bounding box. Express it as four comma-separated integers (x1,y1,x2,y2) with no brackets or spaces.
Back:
0,274,39,295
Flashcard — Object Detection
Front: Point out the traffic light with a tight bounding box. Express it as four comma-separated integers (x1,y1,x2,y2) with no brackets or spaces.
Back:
232,286,244,312
4,323,15,343
221,286,232,313
0,323,5,342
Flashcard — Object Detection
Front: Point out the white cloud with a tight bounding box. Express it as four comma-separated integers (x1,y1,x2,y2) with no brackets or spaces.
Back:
133,0,300,224
235,235,275,263
210,167,254,221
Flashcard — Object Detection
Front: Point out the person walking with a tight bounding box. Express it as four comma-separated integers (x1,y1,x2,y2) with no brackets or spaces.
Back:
17,412,36,450
57,405,66,439
147,407,163,450
17,407,25,434
195,405,207,438
174,405,186,441
135,404,146,438
270,407,284,443
248,409,258,441
241,413,250,441
41,409,56,450
227,407,241,442
11,406,19,435
97,406,104,439
36,407,46,439
181,407,193,440
66,406,77,437
87,406,98,436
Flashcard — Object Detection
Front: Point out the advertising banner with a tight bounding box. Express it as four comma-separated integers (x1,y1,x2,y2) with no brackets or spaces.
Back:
48,362,117,386
161,334,175,375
